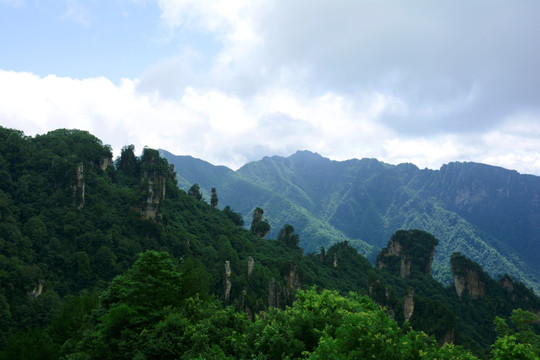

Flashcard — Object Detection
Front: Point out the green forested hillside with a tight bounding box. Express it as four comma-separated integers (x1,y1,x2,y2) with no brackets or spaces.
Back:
162,150,540,294
0,127,538,359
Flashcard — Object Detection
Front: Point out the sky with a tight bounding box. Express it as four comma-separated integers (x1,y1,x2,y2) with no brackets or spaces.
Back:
1,0,540,174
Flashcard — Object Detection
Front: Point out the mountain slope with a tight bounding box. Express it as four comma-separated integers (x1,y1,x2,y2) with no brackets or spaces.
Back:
161,149,376,256
1,127,538,358
162,150,540,293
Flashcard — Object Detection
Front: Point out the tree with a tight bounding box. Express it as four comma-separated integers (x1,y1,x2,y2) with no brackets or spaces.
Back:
0,328,58,360
490,309,540,360
251,207,270,238
210,187,218,208
101,251,184,312
188,183,203,201
247,288,477,360
0,295,11,347
278,224,300,248
223,206,244,226
77,251,185,359
117,145,138,177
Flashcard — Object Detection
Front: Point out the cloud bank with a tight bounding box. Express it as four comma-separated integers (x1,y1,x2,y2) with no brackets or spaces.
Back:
1,0,540,174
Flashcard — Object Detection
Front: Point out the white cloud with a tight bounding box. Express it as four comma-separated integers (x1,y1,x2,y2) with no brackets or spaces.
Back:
479,114,540,174
150,0,540,131
1,1,540,175
0,69,388,168
1,67,540,175
382,136,473,169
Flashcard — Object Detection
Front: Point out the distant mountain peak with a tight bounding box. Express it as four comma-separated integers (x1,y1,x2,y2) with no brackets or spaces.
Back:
291,149,323,157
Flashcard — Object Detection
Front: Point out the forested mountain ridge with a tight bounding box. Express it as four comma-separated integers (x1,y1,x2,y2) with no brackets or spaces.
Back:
162,149,540,294
0,127,538,359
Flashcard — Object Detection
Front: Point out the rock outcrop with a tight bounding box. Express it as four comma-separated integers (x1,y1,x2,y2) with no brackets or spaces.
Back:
137,149,176,221
224,261,232,303
453,269,485,299
268,278,284,309
451,253,486,300
377,230,438,278
247,257,254,277
100,156,113,171
403,288,414,321
28,280,44,299
400,256,411,278
250,207,270,238
498,275,540,310
71,163,85,209
500,276,515,292
267,261,299,309
140,173,166,220
285,262,300,290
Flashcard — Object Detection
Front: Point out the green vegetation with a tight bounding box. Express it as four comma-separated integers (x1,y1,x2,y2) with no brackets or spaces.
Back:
162,150,540,293
491,309,540,360
0,127,538,359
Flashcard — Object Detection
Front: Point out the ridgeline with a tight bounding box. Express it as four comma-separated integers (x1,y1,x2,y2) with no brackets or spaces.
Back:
0,127,538,359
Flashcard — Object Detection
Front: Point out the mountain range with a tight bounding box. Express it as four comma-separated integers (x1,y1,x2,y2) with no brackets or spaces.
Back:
0,127,538,358
161,149,540,294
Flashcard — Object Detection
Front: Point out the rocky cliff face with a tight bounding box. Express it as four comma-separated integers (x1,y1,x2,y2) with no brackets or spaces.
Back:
28,280,44,299
100,156,113,171
267,261,299,309
500,276,515,292
248,257,254,277
285,262,300,290
499,276,540,314
268,278,281,308
71,163,85,209
436,162,540,284
140,173,166,221
377,230,438,278
400,256,411,278
403,288,414,321
453,269,485,300
136,149,177,221
224,261,232,303
451,253,486,300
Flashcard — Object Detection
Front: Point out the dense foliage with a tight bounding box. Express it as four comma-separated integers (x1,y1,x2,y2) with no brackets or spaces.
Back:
0,127,538,359
0,251,480,359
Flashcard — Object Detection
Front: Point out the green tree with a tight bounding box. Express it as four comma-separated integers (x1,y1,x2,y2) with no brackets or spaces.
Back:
74,251,216,359
210,187,218,208
100,251,184,312
223,206,244,226
117,145,138,178
247,288,379,359
490,309,540,360
0,327,58,360
251,207,270,238
278,224,300,249
188,183,203,201
0,294,11,346
247,288,477,360
47,291,99,354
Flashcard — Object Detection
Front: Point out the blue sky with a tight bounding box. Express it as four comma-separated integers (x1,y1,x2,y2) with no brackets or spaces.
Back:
1,0,540,174
0,1,214,79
